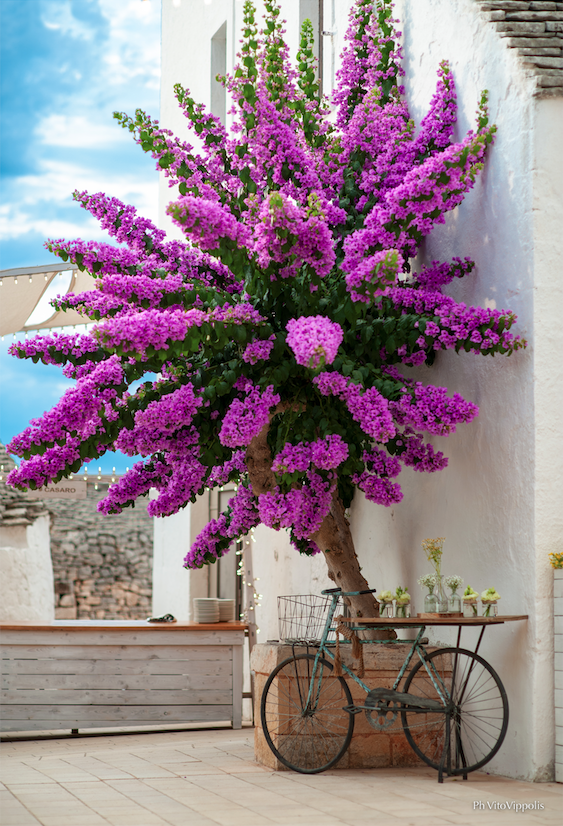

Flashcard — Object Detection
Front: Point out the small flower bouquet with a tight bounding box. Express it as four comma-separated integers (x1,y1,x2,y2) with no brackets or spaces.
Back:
394,586,411,618
549,552,563,569
481,587,501,617
421,537,448,610
379,589,394,617
418,573,438,613
463,586,479,617
444,575,463,614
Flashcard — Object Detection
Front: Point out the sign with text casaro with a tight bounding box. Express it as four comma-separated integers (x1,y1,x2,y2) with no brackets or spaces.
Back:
28,481,87,500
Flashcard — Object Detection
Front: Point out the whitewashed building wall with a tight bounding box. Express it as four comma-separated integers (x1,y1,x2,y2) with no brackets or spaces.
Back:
156,0,563,781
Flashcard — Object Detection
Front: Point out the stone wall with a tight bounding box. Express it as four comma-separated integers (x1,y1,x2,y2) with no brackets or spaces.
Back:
1,442,154,621
48,479,153,620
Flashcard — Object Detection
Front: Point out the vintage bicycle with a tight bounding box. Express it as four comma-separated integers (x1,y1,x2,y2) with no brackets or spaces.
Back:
260,588,527,782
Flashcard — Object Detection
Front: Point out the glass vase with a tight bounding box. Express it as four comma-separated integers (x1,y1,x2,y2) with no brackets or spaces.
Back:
380,602,393,618
482,601,498,617
435,575,448,613
424,592,437,613
463,600,479,618
448,591,461,613
395,602,411,619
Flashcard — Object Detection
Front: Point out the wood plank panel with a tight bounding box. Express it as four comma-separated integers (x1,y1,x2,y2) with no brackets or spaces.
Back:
0,705,234,726
1,689,232,706
2,645,234,662
1,625,245,733
1,630,245,646
2,658,232,677
2,674,232,691
0,621,247,631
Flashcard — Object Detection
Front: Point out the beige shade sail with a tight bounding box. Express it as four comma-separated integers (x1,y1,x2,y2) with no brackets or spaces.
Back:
0,264,98,336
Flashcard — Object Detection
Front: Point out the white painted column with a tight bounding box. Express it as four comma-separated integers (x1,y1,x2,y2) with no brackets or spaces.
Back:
0,515,54,621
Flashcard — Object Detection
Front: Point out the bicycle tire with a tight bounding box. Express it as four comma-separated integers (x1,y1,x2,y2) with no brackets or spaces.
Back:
401,647,509,775
260,653,354,773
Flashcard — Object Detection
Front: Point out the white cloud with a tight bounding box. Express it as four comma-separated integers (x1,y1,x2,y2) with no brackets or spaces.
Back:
41,0,95,41
37,114,124,149
0,158,159,242
97,0,161,91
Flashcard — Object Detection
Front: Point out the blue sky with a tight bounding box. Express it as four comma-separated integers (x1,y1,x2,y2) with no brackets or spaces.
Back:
0,0,162,473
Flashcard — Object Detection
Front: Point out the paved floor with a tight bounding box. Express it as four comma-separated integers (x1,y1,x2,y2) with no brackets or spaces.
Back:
0,725,561,826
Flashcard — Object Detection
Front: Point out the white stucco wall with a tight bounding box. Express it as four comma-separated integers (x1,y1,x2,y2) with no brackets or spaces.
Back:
0,515,54,621
151,492,208,620
157,0,562,780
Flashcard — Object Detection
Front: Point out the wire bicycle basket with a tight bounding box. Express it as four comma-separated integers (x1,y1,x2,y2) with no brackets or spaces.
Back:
278,594,341,644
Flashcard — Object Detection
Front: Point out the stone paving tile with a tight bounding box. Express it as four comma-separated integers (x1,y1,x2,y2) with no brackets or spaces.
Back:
17,757,101,783
0,789,42,826
143,777,278,825
57,782,171,826
123,748,200,766
106,777,205,817
88,752,177,779
0,763,57,786
33,817,109,826
56,754,135,781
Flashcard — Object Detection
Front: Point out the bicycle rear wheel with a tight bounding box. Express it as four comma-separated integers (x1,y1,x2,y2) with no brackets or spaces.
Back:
401,647,508,775
260,653,354,773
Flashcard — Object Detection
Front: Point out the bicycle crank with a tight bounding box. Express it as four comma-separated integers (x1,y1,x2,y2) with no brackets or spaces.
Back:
362,687,446,731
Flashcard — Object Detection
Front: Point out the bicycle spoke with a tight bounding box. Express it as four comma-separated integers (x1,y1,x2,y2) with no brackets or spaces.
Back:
261,654,354,773
401,648,508,776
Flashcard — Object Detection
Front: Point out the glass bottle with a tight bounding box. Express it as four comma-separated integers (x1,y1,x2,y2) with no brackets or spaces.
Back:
424,590,437,613
435,575,448,613
395,601,411,618
482,601,498,617
463,599,479,618
379,601,393,617
448,588,461,613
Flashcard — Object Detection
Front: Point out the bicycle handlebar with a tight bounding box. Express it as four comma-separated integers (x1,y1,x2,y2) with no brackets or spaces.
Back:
321,587,377,596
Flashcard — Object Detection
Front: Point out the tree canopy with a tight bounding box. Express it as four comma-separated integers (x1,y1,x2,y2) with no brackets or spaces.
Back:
7,0,524,580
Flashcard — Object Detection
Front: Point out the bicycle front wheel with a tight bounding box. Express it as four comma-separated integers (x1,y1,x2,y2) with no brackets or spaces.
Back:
401,647,508,775
260,653,354,773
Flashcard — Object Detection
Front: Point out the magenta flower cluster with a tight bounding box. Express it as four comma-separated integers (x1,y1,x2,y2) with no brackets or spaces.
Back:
286,316,343,369
345,250,403,303
313,371,395,443
271,434,349,474
258,471,336,539
219,384,280,447
242,335,276,365
184,483,260,569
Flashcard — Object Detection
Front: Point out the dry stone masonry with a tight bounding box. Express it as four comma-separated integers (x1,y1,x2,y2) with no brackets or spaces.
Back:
1,444,154,621
0,445,50,530
49,480,153,620
476,1,563,93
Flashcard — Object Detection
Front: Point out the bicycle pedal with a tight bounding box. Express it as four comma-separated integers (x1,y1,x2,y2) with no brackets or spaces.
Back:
342,704,364,715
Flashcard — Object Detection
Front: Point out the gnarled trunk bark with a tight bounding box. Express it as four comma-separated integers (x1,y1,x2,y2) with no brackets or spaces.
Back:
246,422,394,640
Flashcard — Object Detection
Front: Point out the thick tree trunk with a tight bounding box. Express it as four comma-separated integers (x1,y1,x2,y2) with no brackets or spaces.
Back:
311,490,395,640
246,422,394,640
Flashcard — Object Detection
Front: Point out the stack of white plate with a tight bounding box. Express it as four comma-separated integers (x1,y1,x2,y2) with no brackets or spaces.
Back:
218,599,236,622
193,598,219,623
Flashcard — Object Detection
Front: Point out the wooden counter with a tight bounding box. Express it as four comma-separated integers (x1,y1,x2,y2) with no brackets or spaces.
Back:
0,621,247,734
337,615,528,627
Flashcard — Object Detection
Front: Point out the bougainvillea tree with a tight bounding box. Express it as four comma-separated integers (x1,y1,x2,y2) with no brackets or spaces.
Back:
7,0,524,621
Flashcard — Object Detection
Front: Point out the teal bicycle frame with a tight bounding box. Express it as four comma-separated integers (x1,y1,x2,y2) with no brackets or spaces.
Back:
303,589,450,710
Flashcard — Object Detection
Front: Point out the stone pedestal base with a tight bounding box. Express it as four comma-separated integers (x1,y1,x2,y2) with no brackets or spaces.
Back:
251,642,442,770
